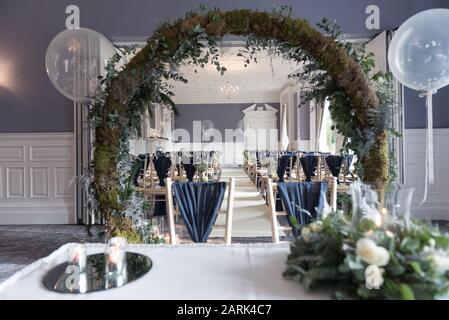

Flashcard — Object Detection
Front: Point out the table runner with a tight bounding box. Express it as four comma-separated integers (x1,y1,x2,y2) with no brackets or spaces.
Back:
0,243,329,300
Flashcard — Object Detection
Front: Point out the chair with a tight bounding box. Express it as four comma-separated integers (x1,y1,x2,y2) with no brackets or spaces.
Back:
165,177,235,244
266,177,337,243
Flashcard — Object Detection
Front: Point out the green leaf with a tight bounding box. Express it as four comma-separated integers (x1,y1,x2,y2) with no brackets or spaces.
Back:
409,261,423,275
398,283,415,300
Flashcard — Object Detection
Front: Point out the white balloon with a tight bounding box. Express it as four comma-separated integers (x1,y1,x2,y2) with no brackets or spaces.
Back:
388,9,449,92
45,28,117,103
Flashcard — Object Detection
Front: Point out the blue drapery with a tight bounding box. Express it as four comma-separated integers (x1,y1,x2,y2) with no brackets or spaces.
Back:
172,182,227,243
299,155,318,182
276,153,297,182
277,181,328,234
152,155,172,187
325,155,343,183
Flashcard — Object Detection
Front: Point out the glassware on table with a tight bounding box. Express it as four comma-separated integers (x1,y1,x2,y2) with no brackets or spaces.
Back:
105,237,128,288
350,181,382,227
66,243,87,293
384,184,415,228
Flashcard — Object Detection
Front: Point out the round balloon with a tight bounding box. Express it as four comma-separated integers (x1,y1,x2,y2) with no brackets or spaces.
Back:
45,28,117,103
388,9,449,92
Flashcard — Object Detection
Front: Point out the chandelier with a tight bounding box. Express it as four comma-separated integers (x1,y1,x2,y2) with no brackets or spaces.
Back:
219,82,239,99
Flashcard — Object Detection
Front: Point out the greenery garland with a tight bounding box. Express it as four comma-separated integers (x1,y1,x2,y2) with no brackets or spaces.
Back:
88,6,396,237
284,212,449,300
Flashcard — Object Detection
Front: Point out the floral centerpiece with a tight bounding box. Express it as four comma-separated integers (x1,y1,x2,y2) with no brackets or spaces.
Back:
284,210,449,300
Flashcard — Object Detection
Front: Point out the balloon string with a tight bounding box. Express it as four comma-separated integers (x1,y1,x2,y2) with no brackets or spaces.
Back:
419,90,436,205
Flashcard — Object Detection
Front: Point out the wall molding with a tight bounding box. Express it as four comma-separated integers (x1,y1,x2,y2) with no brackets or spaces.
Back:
404,128,449,221
0,133,75,224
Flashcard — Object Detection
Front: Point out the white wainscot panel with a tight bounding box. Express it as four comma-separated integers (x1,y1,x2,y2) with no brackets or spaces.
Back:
30,145,72,162
404,129,449,221
6,167,25,199
54,167,73,199
30,167,49,199
0,146,25,162
0,133,75,224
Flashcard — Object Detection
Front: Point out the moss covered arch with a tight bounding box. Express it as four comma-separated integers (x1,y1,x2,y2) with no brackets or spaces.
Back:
94,9,388,221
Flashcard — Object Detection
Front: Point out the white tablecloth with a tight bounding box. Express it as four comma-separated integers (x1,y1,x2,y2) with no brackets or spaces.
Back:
0,243,328,300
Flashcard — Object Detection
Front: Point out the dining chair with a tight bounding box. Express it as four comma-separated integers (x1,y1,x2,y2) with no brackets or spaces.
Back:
165,177,236,245
266,177,337,243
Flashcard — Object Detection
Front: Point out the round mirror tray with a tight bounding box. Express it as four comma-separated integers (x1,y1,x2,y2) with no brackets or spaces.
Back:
42,252,152,294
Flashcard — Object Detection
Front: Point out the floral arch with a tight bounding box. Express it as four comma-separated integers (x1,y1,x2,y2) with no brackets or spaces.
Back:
91,8,391,234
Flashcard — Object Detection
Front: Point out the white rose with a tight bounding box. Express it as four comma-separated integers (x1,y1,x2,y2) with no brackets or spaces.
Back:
430,252,449,274
365,265,384,289
301,227,312,242
428,238,436,248
385,230,395,238
309,221,323,233
356,238,390,267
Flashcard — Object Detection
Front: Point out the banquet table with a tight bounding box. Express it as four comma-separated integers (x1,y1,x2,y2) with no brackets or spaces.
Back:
0,243,329,300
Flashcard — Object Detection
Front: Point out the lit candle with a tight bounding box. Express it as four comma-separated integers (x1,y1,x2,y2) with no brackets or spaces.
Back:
105,238,127,275
374,213,383,228
104,237,128,288
68,244,86,272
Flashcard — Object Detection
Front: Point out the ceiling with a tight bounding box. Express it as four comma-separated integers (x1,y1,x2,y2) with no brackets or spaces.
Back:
168,46,302,104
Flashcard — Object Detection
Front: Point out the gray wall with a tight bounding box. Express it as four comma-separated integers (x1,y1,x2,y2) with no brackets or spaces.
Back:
174,103,280,142
404,88,449,129
1,0,448,133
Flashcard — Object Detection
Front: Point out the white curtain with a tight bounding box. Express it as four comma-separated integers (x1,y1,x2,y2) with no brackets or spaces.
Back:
280,105,289,150
315,100,325,151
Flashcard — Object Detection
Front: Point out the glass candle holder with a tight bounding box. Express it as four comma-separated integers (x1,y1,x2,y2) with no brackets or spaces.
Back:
384,184,415,228
67,243,87,273
66,243,87,292
350,181,383,227
105,237,128,288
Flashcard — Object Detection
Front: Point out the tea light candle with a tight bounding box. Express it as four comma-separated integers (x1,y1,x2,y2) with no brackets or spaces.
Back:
105,237,128,288
68,244,86,272
105,237,127,274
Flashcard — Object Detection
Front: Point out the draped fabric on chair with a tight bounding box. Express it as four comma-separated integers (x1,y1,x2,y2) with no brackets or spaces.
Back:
299,155,318,182
325,155,343,183
152,155,171,216
172,182,227,243
276,154,297,182
133,154,149,186
181,156,196,182
182,163,196,182
152,155,172,187
277,181,328,235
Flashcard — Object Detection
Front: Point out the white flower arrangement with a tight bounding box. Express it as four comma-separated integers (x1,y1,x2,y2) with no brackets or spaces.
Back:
356,238,390,267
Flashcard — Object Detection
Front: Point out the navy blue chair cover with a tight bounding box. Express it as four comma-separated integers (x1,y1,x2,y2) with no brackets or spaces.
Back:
277,181,328,234
182,163,196,182
152,155,172,187
325,155,343,183
172,181,227,243
299,155,318,182
132,154,150,186
277,154,296,182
